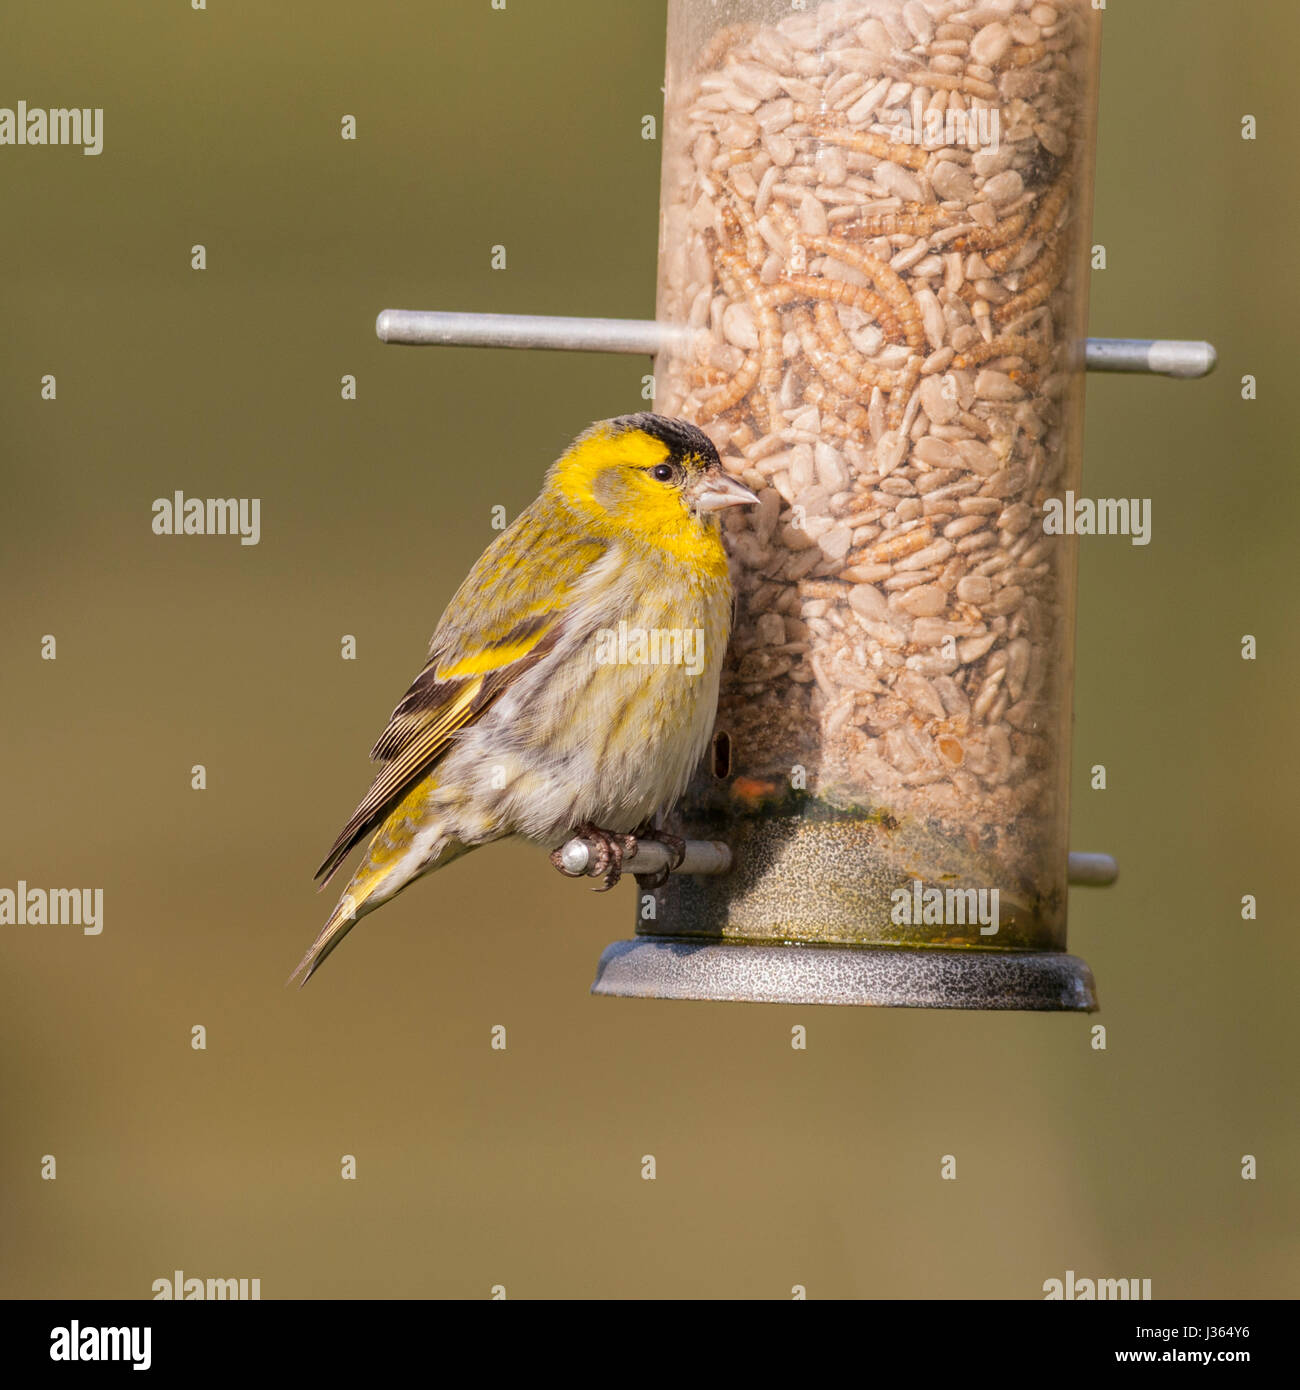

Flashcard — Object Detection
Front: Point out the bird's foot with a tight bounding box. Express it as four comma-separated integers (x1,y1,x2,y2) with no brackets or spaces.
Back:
550,822,639,891
631,822,687,891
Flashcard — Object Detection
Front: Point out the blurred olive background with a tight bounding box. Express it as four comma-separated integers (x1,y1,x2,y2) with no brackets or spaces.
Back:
1,0,1295,1300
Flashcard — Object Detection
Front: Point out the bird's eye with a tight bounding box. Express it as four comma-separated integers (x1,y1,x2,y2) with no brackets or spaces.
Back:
652,463,676,483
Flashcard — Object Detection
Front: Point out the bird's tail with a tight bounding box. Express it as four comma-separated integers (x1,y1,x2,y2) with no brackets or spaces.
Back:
288,882,374,989
289,828,472,988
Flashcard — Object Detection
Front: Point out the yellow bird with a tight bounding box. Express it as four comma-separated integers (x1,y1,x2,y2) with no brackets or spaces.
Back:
290,413,757,986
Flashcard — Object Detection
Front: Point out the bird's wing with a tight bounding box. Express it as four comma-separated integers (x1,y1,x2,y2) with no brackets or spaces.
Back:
315,505,608,885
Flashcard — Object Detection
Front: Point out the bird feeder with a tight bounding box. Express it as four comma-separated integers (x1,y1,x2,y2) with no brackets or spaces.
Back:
377,0,1215,1010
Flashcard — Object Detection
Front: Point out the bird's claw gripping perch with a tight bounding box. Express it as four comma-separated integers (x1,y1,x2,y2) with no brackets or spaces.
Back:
552,830,733,887
550,823,638,891
631,824,687,890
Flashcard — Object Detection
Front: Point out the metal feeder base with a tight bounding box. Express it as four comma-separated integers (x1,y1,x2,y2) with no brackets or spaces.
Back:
592,937,1097,1011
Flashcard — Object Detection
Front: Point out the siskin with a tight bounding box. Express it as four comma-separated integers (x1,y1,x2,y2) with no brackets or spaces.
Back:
290,413,757,985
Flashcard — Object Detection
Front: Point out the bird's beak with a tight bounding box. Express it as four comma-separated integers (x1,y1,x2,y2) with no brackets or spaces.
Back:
690,467,760,513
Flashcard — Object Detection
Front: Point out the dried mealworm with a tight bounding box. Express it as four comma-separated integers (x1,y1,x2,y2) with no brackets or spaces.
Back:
952,335,1048,370
802,378,873,439
885,354,923,430
789,231,925,349
797,114,929,173
718,244,789,428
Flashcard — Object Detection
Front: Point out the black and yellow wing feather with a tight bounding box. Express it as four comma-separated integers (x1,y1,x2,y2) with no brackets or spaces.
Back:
315,503,608,886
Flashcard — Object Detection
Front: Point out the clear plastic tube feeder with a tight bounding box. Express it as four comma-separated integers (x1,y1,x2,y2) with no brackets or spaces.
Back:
593,0,1104,1009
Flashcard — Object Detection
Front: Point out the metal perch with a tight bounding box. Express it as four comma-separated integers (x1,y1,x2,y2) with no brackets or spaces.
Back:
555,837,732,879
375,310,1217,380
556,835,1117,886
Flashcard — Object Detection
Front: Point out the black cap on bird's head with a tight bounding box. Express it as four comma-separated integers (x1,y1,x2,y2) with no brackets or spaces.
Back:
607,412,721,468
